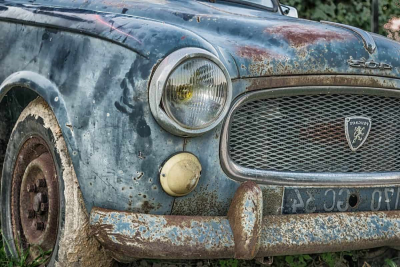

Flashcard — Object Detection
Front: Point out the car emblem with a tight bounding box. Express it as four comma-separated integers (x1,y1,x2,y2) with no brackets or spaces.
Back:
347,57,392,70
345,117,371,151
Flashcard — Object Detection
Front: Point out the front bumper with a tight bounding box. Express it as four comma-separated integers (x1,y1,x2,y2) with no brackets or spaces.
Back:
90,182,400,262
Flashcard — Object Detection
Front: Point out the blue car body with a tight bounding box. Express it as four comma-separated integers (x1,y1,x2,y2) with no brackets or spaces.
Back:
1,0,400,261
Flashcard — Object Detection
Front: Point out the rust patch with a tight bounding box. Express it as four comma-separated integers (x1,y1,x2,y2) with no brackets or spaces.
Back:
227,181,263,260
171,185,229,216
237,46,285,62
141,200,161,214
264,24,354,48
90,206,400,261
258,211,400,257
90,208,235,261
245,75,399,92
260,186,284,216
163,214,215,229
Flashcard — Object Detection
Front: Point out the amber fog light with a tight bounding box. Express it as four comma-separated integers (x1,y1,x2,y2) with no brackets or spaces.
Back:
160,153,202,197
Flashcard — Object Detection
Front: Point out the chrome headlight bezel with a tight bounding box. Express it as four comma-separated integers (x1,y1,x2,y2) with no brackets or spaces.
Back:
149,48,232,137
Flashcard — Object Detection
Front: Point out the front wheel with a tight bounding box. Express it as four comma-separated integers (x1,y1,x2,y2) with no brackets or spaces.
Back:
1,98,112,266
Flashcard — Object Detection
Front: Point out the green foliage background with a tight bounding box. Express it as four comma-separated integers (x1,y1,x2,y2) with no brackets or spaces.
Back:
281,0,400,35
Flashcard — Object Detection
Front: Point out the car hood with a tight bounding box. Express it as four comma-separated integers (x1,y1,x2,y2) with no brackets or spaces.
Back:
104,0,400,79
6,0,400,79
139,1,400,79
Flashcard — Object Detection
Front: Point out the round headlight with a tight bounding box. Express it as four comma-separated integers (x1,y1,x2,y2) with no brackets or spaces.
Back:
149,48,232,137
162,58,228,129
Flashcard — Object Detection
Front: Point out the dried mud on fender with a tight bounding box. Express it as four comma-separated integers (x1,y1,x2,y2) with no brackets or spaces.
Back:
15,98,113,267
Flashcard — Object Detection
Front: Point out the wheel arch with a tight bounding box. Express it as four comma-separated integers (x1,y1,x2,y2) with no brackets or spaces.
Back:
0,71,78,180
0,87,113,265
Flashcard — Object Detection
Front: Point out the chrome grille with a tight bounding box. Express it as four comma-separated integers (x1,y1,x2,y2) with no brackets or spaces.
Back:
228,93,400,173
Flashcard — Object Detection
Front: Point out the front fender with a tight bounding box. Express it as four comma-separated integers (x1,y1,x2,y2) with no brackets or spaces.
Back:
0,71,77,152
0,18,181,215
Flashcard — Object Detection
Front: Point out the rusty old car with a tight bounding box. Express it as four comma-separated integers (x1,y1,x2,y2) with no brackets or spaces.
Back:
1,0,400,265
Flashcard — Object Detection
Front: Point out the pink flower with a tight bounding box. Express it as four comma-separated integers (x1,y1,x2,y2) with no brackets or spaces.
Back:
384,17,400,32
384,17,400,42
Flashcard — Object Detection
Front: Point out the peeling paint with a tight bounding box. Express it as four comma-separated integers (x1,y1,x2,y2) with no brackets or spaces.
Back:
227,182,263,259
90,207,235,261
258,211,400,257
264,24,355,48
91,198,400,261
244,75,400,92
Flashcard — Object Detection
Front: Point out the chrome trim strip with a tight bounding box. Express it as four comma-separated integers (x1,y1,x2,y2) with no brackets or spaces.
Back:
321,21,377,54
149,48,232,137
220,86,400,186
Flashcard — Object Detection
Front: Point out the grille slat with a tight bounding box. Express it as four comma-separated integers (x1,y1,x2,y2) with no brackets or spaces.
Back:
229,93,400,173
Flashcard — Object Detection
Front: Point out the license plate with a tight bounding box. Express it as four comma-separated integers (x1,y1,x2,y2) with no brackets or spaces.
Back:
283,187,400,214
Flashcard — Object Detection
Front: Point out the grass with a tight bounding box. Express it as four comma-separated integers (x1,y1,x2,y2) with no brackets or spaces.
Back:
216,252,399,267
0,232,51,267
121,250,400,267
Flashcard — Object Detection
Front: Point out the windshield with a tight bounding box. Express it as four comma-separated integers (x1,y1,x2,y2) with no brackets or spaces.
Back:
219,0,276,11
243,0,275,8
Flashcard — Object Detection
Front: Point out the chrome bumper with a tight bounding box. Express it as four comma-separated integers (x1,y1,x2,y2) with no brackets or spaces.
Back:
89,182,400,262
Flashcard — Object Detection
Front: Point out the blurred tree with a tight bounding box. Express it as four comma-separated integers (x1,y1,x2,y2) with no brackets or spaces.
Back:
281,0,400,38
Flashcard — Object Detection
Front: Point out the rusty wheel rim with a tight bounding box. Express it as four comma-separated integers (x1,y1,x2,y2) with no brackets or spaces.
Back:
11,136,59,259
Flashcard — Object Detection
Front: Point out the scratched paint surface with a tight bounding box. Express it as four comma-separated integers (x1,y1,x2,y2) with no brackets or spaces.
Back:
90,207,235,261
227,182,262,259
0,19,184,214
91,208,400,260
259,212,400,256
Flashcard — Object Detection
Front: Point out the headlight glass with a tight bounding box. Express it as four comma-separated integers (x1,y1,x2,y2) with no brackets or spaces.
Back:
162,58,228,130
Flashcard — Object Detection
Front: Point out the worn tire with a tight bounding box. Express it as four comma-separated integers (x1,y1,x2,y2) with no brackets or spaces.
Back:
1,98,113,266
